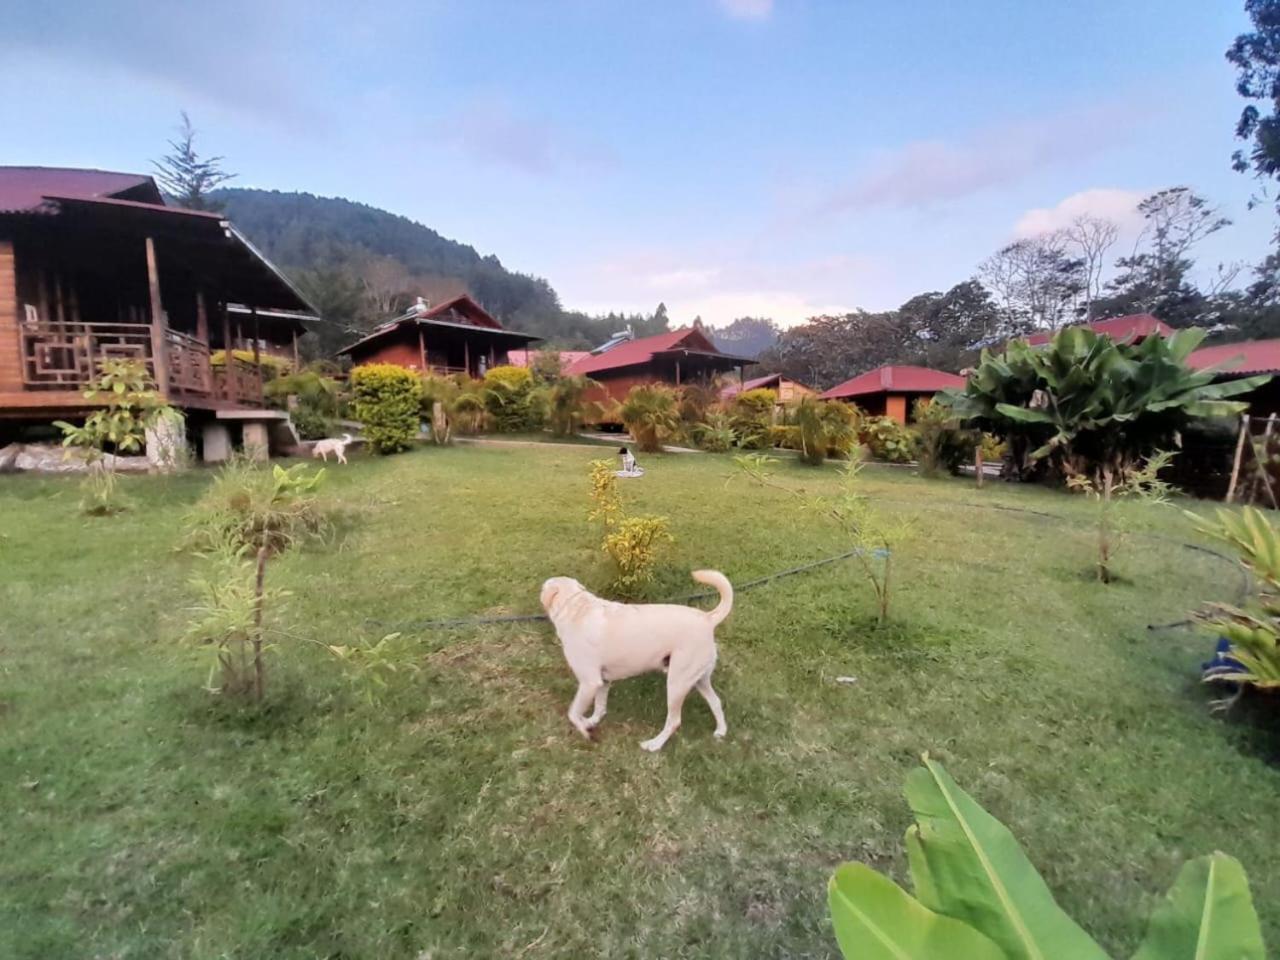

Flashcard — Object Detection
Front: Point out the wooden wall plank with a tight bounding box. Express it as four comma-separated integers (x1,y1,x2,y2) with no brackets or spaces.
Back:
0,240,21,393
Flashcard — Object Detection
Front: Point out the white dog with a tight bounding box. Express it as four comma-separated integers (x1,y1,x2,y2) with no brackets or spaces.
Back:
312,433,354,464
540,570,732,751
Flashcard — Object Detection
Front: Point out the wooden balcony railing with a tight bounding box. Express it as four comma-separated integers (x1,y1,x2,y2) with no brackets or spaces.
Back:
19,320,266,406
211,357,264,406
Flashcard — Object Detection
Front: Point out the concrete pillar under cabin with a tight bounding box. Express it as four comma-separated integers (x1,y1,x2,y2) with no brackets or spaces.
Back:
242,422,270,462
202,422,232,463
145,416,187,472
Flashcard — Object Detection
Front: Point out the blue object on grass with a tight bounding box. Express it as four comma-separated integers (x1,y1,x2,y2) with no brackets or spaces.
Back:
1202,637,1246,681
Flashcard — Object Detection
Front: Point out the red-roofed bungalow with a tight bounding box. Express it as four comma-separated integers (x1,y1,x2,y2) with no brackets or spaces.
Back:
1022,313,1172,347
0,166,319,456
1188,337,1280,417
720,372,815,404
820,364,965,424
566,326,755,405
336,295,540,376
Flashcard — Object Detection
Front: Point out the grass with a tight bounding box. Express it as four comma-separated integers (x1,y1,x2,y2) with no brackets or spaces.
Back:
2,444,1278,959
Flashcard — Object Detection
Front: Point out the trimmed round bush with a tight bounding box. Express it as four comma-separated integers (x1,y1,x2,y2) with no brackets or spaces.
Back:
350,363,423,454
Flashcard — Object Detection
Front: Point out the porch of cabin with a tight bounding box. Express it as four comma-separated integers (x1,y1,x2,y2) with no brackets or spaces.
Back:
0,216,306,422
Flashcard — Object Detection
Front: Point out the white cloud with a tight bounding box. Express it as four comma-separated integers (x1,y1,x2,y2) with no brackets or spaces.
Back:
1013,188,1147,238
647,267,722,290
716,0,773,20
812,103,1138,217
676,290,849,327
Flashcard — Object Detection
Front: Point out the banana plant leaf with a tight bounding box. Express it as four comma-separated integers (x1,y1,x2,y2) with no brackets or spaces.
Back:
828,862,1008,960
1131,853,1265,960
904,757,1109,960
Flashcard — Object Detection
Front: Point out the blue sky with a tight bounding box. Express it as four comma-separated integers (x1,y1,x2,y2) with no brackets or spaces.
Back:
1,0,1272,326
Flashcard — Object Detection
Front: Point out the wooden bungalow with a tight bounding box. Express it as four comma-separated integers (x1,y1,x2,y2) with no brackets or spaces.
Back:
566,326,755,406
1022,313,1172,347
720,372,815,405
337,295,540,376
820,364,964,424
0,166,318,458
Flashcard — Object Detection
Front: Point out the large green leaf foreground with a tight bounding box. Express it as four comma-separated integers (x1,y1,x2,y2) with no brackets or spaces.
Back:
828,757,1266,960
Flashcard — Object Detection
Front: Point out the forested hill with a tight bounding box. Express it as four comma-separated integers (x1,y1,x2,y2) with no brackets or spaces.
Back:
214,188,658,352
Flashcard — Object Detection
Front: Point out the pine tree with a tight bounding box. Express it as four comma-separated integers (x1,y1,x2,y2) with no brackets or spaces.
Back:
152,112,235,211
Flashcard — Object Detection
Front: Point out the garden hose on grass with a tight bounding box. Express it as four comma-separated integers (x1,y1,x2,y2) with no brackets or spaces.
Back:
368,499,1247,636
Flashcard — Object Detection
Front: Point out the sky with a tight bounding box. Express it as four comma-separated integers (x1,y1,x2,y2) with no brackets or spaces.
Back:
1,0,1274,328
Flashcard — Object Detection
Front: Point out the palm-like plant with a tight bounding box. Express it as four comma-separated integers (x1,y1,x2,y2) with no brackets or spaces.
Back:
794,397,860,466
938,326,1269,482
547,375,598,436
620,384,681,452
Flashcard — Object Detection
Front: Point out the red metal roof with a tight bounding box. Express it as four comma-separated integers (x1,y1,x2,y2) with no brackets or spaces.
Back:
821,364,964,400
1024,313,1172,346
566,327,745,376
0,166,162,213
1187,338,1280,376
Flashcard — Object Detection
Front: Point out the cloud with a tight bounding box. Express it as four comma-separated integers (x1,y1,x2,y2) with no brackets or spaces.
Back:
716,0,773,20
812,103,1139,217
1013,187,1147,237
446,99,616,177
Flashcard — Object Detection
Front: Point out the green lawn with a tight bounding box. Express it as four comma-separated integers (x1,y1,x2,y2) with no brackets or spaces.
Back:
2,445,1278,959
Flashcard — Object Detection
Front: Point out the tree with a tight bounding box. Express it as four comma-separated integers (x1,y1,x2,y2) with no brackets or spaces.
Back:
1228,0,1280,200
977,232,1085,334
706,316,781,359
1064,214,1119,321
152,112,235,211
1097,188,1230,327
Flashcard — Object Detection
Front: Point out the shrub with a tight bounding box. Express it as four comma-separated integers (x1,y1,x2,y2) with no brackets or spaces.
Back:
693,411,738,453
184,539,281,702
620,384,681,452
528,349,566,382
55,358,182,514
547,375,598,436
350,363,423,454
603,516,674,599
587,459,675,598
862,416,917,463
979,431,1006,463
913,397,975,477
210,349,291,379
1189,505,1280,710
731,388,777,449
769,424,801,450
794,397,860,466
265,369,343,440
828,756,1264,960
185,458,330,555
483,364,546,432
677,382,720,425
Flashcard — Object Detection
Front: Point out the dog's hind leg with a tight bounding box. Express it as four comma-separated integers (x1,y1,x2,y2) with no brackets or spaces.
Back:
568,680,601,740
585,682,611,729
337,450,347,464
640,671,694,752
696,674,727,739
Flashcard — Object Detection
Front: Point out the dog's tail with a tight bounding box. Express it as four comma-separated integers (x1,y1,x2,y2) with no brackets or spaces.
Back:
692,570,733,627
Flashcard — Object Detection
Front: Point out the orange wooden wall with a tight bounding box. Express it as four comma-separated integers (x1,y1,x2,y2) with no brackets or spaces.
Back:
0,241,18,393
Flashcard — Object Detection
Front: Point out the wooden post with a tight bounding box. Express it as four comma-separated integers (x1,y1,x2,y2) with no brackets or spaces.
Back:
464,340,471,377
418,326,428,373
144,237,170,396
1227,414,1250,503
221,302,234,402
195,290,209,343
489,344,496,368
251,307,264,405
1259,415,1280,510
675,360,682,386
292,329,300,371
975,444,984,489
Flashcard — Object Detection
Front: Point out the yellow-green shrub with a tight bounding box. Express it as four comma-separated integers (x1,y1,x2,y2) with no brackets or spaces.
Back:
482,364,545,432
861,416,916,463
350,363,423,454
603,516,674,599
770,424,801,450
731,388,777,449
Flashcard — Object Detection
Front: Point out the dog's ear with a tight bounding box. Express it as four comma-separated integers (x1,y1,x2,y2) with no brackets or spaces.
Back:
540,579,562,613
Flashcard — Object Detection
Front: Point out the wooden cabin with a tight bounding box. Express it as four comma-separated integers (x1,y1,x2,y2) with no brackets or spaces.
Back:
567,327,754,407
337,295,539,376
720,372,815,405
0,166,318,455
1022,313,1172,347
821,364,965,424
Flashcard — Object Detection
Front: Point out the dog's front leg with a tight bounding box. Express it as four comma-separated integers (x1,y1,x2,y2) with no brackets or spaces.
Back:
567,681,600,740
584,682,611,729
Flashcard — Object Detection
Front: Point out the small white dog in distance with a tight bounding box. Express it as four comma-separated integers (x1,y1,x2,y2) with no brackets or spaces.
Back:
540,570,732,751
312,433,354,464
